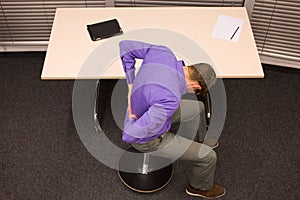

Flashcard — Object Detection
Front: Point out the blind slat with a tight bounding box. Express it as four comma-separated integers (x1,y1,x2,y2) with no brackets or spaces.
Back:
252,27,299,38
255,0,300,7
251,15,299,24
255,36,300,48
259,48,299,59
256,42,300,54
254,33,300,43
251,22,299,30
252,12,300,21
115,0,244,7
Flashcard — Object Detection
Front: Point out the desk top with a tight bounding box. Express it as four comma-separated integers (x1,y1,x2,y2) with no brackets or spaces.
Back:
41,7,264,79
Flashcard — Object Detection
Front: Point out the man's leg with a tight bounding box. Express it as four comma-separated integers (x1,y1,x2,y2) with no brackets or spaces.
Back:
150,132,225,199
155,132,216,190
132,99,225,198
132,131,217,190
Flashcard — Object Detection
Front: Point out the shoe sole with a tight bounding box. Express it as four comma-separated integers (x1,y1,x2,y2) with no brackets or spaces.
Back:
212,142,219,149
185,188,226,199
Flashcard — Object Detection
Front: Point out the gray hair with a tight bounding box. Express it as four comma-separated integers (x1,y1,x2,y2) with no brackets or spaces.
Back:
188,63,217,95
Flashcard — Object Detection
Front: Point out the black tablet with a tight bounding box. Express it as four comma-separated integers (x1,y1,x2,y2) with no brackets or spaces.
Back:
87,19,123,41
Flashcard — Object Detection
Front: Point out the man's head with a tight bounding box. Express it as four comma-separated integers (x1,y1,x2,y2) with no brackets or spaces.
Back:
184,63,217,96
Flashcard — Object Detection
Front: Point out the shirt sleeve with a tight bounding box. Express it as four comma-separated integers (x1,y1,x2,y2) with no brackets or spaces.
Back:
119,40,153,84
122,87,179,142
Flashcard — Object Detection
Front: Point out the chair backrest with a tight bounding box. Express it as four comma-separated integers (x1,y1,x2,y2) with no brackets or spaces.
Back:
182,92,212,129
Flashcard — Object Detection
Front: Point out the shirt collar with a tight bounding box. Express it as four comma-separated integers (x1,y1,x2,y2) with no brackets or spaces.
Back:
177,60,187,94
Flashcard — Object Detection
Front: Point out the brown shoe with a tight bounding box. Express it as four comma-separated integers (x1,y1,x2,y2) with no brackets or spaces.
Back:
186,184,226,199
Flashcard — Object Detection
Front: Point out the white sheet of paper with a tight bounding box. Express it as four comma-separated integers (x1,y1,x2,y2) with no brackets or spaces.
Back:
212,14,244,42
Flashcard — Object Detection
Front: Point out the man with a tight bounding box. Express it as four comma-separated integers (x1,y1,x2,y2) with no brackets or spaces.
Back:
119,40,225,199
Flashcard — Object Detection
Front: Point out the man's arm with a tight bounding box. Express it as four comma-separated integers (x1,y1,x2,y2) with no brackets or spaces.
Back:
122,87,179,143
119,40,153,84
122,100,178,142
119,40,154,125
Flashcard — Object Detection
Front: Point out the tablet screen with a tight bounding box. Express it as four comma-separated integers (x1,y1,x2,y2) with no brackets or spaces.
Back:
87,19,123,41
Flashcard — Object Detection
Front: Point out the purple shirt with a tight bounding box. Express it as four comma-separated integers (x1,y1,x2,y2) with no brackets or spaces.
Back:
119,40,186,144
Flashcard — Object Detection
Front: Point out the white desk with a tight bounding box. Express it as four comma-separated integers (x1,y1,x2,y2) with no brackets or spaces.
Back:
41,7,264,79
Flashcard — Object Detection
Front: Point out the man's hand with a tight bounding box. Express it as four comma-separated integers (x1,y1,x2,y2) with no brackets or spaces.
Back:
127,83,138,120
128,105,138,120
129,112,138,120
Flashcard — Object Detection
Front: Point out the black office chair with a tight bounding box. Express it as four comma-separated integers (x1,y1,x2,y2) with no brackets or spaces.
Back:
95,80,211,193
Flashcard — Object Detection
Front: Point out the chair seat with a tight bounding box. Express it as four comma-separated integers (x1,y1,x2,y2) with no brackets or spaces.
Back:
118,147,174,193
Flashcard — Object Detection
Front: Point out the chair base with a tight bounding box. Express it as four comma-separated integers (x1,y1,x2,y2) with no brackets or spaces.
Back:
118,147,174,193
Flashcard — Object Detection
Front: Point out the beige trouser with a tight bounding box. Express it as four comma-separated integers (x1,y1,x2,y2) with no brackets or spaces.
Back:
132,99,217,190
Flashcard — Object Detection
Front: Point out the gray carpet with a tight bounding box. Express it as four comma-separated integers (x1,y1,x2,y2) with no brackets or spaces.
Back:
1,52,299,200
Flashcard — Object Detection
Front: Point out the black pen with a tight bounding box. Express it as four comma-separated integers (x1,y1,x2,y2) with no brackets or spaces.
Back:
230,26,240,40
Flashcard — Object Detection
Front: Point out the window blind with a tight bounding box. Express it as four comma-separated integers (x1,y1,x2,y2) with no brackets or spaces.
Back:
0,0,106,49
0,0,244,51
115,0,244,7
250,0,300,68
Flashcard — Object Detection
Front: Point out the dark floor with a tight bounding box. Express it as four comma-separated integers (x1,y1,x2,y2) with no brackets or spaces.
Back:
0,52,299,200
